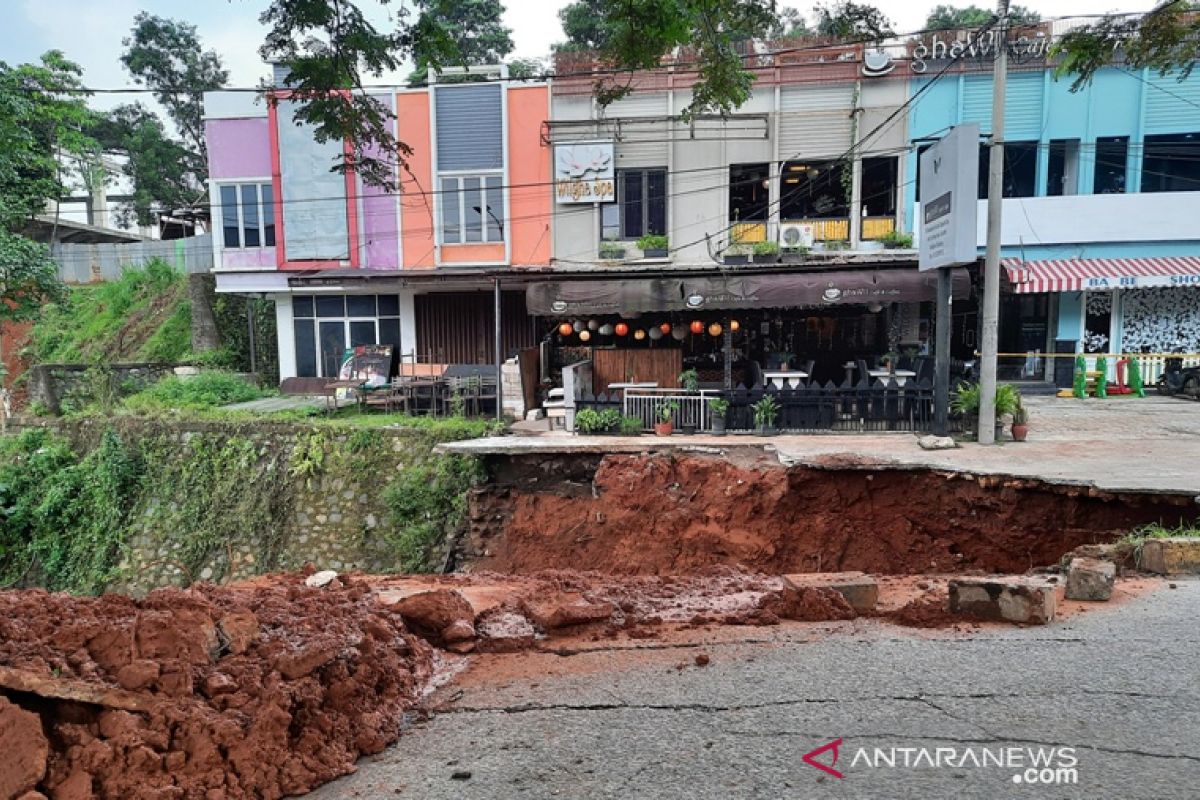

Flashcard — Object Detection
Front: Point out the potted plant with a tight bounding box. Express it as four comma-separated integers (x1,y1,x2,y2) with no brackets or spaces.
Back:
654,401,678,436
679,368,700,392
780,245,809,263
776,352,794,371
620,415,644,436
994,383,1021,441
1011,401,1029,442
723,243,752,265
752,240,780,263
637,234,669,258
752,395,780,436
708,397,729,435
573,408,606,435
880,230,914,249
951,382,1020,441
599,239,626,260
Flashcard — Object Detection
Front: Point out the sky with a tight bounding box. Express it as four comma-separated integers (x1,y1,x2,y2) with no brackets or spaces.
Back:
0,0,1159,111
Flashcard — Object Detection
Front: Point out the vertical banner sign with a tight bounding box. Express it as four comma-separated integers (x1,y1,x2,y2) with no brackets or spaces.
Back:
919,122,980,271
554,142,615,204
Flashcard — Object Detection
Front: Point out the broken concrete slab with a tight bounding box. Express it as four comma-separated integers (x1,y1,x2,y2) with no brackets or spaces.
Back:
783,572,879,613
0,666,162,713
1065,557,1116,601
948,577,1058,625
1140,537,1200,575
305,570,339,588
917,435,958,451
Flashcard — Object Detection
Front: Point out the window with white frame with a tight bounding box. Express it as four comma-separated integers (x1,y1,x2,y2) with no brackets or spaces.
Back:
292,294,402,378
219,183,275,249
439,175,504,244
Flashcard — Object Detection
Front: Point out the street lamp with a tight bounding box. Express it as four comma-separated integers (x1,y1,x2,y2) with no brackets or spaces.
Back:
472,205,504,238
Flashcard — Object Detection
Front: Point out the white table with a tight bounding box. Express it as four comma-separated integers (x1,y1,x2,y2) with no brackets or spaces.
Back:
868,369,916,386
608,382,658,391
762,371,809,390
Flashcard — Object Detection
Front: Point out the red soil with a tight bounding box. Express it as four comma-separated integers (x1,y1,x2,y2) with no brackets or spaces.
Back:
0,577,434,800
466,453,1196,576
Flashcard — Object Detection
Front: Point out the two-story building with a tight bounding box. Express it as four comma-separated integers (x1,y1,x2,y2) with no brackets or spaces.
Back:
205,65,550,381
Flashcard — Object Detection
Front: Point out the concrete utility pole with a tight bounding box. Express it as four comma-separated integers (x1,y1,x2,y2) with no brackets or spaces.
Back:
977,0,1009,444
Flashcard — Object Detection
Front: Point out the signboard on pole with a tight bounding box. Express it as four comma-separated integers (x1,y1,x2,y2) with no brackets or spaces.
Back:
554,141,615,204
919,122,980,271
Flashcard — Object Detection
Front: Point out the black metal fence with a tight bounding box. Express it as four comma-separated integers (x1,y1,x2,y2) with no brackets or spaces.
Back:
575,378,966,434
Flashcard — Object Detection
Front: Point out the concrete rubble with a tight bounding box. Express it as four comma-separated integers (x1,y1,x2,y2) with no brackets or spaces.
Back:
1065,557,1117,601
782,572,879,612
948,576,1059,625
1140,537,1200,575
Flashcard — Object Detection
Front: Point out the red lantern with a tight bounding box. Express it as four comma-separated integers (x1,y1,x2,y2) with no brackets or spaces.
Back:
730,319,740,332
708,323,723,337
659,322,672,335
614,322,629,336
558,322,573,337
690,320,704,335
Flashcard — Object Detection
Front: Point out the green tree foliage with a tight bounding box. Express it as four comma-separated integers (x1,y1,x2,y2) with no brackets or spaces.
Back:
557,0,617,51
814,1,894,40
90,104,201,227
1054,1,1200,90
120,13,228,163
770,6,812,38
924,4,1040,32
413,0,514,75
0,232,64,326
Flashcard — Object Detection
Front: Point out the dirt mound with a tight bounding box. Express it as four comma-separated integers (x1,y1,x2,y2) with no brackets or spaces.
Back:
883,596,960,628
464,453,1197,575
0,577,434,799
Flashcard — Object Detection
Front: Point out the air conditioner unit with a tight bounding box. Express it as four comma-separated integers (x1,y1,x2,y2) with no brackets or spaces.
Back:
778,223,815,249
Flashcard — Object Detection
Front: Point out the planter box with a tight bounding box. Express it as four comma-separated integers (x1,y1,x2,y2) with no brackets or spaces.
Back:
599,249,626,261
641,248,669,258
780,253,805,263
723,255,751,265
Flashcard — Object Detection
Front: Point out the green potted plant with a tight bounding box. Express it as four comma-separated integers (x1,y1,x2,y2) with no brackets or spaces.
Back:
678,368,700,392
654,400,678,436
708,397,730,435
880,229,914,249
599,239,626,260
1011,401,1029,442
723,243,752,265
620,415,644,435
636,234,669,258
573,408,605,435
752,240,780,263
752,395,780,436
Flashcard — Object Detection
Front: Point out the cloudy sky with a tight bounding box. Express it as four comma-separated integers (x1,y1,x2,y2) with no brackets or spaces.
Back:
0,0,1156,109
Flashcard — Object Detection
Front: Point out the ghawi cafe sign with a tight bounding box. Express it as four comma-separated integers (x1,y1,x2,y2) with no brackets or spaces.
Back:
554,141,615,204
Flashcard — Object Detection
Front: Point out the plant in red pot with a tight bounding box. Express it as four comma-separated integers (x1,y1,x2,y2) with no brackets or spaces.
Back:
1011,401,1029,442
654,401,678,436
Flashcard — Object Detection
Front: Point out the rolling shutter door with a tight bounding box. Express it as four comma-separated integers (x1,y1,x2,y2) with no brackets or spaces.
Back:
778,84,855,159
435,84,504,171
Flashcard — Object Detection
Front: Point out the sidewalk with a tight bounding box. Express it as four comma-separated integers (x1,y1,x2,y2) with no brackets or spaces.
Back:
445,396,1200,496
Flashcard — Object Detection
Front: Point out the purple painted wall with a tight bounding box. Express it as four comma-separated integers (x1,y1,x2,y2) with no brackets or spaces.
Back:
207,118,272,179
361,96,400,269
221,248,278,269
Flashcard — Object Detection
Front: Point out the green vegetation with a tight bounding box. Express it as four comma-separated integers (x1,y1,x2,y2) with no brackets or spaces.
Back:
879,229,914,249
708,397,730,416
1118,522,1200,568
574,407,622,434
383,454,485,572
678,368,700,392
121,371,270,412
636,234,669,252
26,259,191,364
752,241,780,257
752,395,780,428
619,415,643,435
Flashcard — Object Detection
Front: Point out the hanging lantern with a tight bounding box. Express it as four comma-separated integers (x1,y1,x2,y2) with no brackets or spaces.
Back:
558,322,573,337
672,326,687,341
579,329,592,342
690,320,704,335
708,323,723,337
573,320,584,332
633,328,646,340
730,319,740,332
648,327,664,341
659,322,672,335
599,323,614,336
614,322,630,337
587,319,599,331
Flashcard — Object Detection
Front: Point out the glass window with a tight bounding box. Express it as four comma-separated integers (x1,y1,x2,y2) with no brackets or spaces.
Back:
622,170,644,239
646,170,666,236
293,296,314,318
377,294,399,317
603,168,667,240
319,321,345,379
1046,140,1080,196
349,320,375,347
346,295,376,317
240,185,260,247
316,296,345,317
261,183,275,246
861,157,898,216
441,177,462,244
1141,132,1200,193
440,174,503,244
601,203,620,241
729,163,770,222
464,177,483,243
1094,136,1129,194
378,317,401,351
780,160,848,219
1003,142,1038,198
294,320,316,377
220,186,239,248
485,176,504,241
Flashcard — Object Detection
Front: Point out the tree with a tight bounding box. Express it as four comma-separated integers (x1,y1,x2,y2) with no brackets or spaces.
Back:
412,0,514,75
814,1,894,40
1054,1,1200,91
771,7,812,38
0,231,64,325
924,4,1040,32
90,104,202,227
120,13,228,166
557,0,617,51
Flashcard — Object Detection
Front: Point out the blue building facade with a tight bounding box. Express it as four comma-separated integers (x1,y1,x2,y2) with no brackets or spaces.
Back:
903,59,1200,385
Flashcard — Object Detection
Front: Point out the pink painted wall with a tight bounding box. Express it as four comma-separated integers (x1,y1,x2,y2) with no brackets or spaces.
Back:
221,248,278,269
206,118,272,179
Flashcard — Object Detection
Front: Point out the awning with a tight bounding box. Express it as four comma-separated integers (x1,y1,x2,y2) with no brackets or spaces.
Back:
526,268,970,315
1004,256,1200,294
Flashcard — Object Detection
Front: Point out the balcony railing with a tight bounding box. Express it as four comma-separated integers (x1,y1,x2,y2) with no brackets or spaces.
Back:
862,217,897,240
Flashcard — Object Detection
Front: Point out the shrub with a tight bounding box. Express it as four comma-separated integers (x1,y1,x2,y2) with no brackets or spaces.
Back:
880,230,914,248
383,455,485,572
636,234,669,251
678,368,700,392
752,241,780,256
708,397,729,416
752,395,780,427
619,415,643,435
122,371,269,412
575,407,621,434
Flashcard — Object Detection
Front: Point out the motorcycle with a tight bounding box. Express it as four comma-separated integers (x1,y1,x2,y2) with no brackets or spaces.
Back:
1156,349,1200,401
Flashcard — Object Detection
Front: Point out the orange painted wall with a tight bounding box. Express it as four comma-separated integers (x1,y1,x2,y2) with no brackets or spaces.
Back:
441,243,505,264
507,85,552,266
398,91,436,269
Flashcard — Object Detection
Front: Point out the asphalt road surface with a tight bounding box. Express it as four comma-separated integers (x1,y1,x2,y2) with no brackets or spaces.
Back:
310,580,1200,799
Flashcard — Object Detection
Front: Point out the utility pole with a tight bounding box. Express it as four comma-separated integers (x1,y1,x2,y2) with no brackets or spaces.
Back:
977,0,1009,444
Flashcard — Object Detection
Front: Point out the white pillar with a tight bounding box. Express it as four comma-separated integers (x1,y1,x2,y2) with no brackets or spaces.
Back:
398,289,418,361
274,294,297,380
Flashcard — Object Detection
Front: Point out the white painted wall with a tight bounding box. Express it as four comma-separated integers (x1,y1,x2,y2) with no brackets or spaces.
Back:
979,192,1200,246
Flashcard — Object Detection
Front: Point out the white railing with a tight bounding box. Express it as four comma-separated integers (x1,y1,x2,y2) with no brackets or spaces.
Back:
623,388,723,431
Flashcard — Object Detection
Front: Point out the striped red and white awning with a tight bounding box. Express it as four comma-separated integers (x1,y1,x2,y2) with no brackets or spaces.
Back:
1003,256,1200,294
